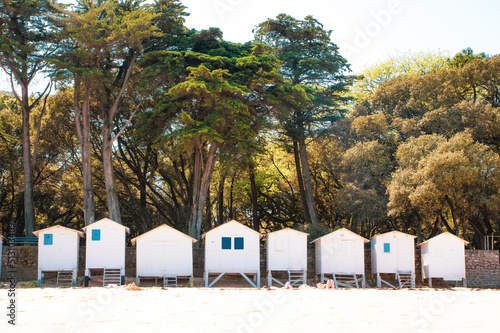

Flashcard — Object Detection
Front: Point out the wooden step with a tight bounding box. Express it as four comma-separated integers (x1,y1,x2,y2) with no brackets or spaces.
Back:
163,275,178,287
57,271,74,288
103,269,122,286
333,274,364,288
288,269,306,286
397,271,415,288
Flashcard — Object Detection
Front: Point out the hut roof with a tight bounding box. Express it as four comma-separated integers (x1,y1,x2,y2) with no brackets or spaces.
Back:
371,230,417,240
311,228,369,244
131,224,197,245
201,220,263,239
33,225,84,238
82,218,130,234
417,232,469,247
266,228,309,236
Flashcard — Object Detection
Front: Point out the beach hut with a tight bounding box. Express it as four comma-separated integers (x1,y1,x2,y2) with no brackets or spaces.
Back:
33,226,84,287
371,231,417,288
312,228,369,288
83,218,130,286
266,228,308,286
418,232,468,287
202,220,262,288
131,224,197,287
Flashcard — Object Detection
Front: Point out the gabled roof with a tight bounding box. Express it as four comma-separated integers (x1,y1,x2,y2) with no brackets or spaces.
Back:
82,218,130,234
267,228,309,236
131,224,197,245
311,228,369,244
371,230,417,240
33,225,84,238
201,220,263,239
418,232,469,247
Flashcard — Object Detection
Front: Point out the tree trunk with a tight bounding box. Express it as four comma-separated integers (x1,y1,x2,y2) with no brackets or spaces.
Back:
228,172,236,220
444,195,459,235
190,142,219,242
138,173,149,234
78,81,95,226
415,212,423,243
217,176,225,226
429,215,443,238
21,86,34,236
293,140,310,225
298,137,319,226
102,116,122,223
205,186,212,232
249,163,260,231
469,213,486,249
440,213,456,235
461,214,469,247
189,140,203,240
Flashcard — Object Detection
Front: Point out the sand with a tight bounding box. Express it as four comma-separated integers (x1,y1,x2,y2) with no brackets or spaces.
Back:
1,286,499,332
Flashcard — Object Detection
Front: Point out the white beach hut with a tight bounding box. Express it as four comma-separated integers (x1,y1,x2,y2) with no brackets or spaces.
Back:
131,224,197,287
33,226,84,287
202,220,263,288
371,231,417,288
83,218,130,286
418,232,468,287
312,228,369,288
266,228,308,286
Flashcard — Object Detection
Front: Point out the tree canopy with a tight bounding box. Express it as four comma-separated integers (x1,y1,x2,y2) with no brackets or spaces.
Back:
0,1,499,249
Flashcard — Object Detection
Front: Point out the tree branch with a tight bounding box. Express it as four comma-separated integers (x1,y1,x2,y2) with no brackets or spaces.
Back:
29,80,52,110
9,74,22,105
73,76,84,145
110,100,143,146
109,52,138,122
32,81,53,168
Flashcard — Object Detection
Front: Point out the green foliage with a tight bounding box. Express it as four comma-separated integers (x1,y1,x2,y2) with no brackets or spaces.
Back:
449,47,487,68
2,0,500,248
51,0,158,81
255,14,353,138
255,14,350,86
0,0,59,80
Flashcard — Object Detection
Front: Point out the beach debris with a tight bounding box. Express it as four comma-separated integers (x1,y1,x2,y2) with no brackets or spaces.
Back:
123,282,143,291
298,284,312,289
316,279,335,289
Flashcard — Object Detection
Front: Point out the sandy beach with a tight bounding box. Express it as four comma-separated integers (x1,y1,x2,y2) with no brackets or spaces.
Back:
1,285,500,333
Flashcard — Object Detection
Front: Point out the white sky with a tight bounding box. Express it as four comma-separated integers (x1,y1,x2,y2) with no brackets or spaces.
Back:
2,0,499,92
181,0,500,72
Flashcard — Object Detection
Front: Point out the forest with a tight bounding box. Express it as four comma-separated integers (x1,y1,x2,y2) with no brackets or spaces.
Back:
1,0,499,249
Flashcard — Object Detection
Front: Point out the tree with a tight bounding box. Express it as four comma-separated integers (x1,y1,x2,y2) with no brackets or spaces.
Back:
388,133,500,246
51,0,157,225
1,89,82,235
0,0,58,236
141,37,279,239
254,14,352,226
336,140,393,237
0,92,23,235
449,47,486,69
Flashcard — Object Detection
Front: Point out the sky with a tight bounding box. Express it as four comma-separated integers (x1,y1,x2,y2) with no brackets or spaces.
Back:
180,0,500,72
2,0,500,92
